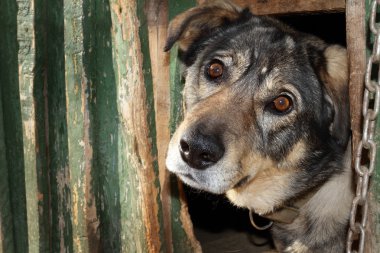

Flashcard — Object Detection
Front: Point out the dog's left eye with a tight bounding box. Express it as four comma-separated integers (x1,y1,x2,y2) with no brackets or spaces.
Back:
269,95,293,114
206,60,224,80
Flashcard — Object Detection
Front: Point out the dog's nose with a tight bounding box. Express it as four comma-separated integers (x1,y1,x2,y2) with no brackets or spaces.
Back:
179,131,225,169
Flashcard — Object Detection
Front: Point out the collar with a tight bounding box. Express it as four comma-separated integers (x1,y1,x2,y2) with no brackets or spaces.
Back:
249,189,318,230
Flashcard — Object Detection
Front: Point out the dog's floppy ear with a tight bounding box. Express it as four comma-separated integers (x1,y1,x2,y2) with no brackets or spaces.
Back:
164,0,243,53
321,45,350,147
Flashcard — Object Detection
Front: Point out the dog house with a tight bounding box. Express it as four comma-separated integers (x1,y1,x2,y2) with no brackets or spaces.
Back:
0,0,376,252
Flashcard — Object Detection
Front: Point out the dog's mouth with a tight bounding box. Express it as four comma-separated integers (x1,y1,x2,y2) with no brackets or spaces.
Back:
233,175,250,189
177,172,196,181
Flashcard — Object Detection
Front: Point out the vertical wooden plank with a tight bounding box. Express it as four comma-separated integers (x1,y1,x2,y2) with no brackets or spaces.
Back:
109,1,148,251
0,88,15,253
34,0,53,251
63,0,99,251
346,0,366,178
46,0,74,251
136,0,167,249
82,0,122,251
146,0,174,252
16,1,43,252
0,0,20,252
109,0,167,252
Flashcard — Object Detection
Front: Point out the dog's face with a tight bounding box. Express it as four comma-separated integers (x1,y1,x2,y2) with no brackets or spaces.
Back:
165,1,349,215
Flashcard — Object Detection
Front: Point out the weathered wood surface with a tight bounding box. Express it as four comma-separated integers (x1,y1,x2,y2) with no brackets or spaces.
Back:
0,0,24,252
146,0,174,252
109,0,163,252
64,0,99,251
1,0,203,252
17,0,51,252
46,0,73,251
346,0,366,168
0,81,15,253
200,0,346,15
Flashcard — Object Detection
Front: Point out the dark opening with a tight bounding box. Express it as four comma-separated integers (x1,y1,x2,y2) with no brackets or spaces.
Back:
184,12,346,253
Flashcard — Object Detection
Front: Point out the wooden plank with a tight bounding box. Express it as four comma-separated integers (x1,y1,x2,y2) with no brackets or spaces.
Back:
0,85,15,253
229,0,345,15
109,0,165,252
346,0,366,169
0,0,23,252
146,0,175,252
33,0,52,251
16,1,42,252
136,0,167,249
63,0,99,252
82,0,121,252
45,0,74,252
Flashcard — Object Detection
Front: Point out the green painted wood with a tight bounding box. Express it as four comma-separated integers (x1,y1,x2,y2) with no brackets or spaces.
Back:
108,1,148,251
34,0,53,251
0,0,29,252
63,0,99,252
0,1,19,253
17,1,44,252
45,0,73,251
0,84,15,253
82,0,121,251
0,0,206,252
108,0,164,252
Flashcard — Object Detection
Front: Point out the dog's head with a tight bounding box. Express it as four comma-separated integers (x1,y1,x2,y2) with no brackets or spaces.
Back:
165,0,349,215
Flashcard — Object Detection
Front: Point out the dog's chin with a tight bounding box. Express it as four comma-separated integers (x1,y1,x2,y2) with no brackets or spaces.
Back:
175,173,226,194
166,155,247,195
172,169,237,195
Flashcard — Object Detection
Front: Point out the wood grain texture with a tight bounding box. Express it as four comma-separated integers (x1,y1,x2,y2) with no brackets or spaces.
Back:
17,1,43,252
110,0,163,252
0,0,23,252
346,0,366,165
45,0,74,251
229,0,345,15
64,0,99,251
0,84,15,253
146,0,174,252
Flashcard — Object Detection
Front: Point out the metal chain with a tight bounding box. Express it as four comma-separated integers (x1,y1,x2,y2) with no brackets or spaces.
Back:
347,0,380,252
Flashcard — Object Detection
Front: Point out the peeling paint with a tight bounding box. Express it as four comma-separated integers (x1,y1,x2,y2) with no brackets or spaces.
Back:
72,186,79,226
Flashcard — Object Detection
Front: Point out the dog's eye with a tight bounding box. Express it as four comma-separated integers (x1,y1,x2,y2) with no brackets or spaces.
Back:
270,95,293,113
206,60,224,80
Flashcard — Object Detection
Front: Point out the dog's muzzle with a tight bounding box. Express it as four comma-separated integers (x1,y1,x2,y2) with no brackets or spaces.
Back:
179,127,225,170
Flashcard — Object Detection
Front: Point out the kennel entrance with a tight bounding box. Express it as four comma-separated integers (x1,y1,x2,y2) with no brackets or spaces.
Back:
0,0,377,252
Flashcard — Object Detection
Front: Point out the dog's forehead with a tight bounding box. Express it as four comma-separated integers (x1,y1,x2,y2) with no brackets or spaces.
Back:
202,18,297,58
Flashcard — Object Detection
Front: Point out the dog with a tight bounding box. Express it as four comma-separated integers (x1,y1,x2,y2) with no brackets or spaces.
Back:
164,1,353,252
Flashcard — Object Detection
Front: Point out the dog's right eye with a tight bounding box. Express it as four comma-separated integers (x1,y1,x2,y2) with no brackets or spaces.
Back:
268,95,293,114
206,60,224,80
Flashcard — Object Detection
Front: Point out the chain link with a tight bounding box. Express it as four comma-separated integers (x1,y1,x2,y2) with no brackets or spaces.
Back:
347,0,380,252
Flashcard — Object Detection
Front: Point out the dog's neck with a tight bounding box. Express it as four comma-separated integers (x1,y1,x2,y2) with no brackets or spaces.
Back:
250,145,353,227
270,145,354,252
261,188,318,224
